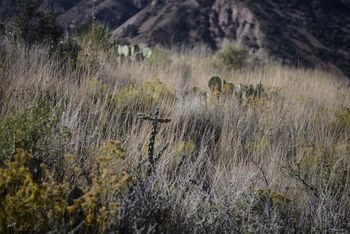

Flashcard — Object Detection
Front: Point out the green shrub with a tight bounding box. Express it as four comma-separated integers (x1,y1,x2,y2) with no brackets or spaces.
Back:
76,23,118,69
77,23,112,52
251,189,293,231
14,0,63,45
111,79,175,109
67,140,131,232
0,101,70,165
254,189,291,216
0,149,68,233
0,143,131,233
216,45,259,70
57,37,81,67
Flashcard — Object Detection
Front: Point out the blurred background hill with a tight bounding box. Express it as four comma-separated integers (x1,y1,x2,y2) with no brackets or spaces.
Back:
1,0,349,77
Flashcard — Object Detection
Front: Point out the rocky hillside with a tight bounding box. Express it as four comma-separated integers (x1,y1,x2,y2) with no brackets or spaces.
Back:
3,0,350,77
57,0,148,30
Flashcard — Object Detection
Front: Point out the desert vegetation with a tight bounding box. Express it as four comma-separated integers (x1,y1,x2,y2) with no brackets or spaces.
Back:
0,3,350,233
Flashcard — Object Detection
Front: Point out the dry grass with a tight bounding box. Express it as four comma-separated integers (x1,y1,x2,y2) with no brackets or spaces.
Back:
0,35,349,233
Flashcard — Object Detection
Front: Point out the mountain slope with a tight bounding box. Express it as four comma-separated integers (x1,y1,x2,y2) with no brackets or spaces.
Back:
57,0,146,30
108,0,350,77
245,0,350,76
3,0,350,77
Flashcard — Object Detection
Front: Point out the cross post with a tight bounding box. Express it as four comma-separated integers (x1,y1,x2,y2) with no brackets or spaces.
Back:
138,107,171,174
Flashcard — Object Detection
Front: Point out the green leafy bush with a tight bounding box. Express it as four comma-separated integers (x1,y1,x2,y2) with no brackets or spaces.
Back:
111,79,175,109
0,101,70,165
0,142,131,233
57,37,81,67
253,189,291,217
0,149,68,233
14,0,63,45
77,23,112,52
216,45,259,70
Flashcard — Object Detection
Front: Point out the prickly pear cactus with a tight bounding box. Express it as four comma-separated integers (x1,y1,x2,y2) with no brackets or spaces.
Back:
130,45,136,57
117,44,152,61
232,82,266,103
208,76,223,92
255,82,263,98
207,76,266,104
223,82,235,94
142,47,152,58
117,45,130,57
246,84,255,97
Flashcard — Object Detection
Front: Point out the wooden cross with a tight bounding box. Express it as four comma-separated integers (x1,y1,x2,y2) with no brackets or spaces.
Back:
138,107,171,173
